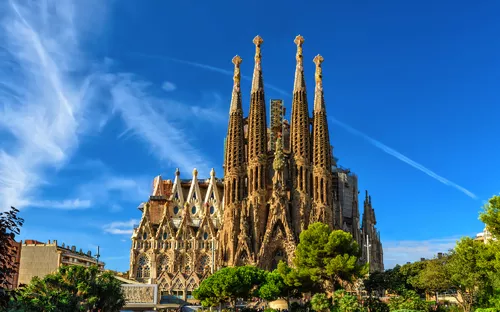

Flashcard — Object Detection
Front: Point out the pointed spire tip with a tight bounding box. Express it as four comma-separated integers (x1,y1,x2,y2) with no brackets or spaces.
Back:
253,35,263,46
232,55,242,66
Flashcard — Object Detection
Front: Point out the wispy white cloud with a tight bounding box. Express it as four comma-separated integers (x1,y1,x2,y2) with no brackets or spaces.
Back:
22,199,92,210
0,0,217,211
106,73,211,174
103,219,139,235
330,117,477,199
383,236,462,268
129,53,290,97
162,81,177,92
0,0,107,211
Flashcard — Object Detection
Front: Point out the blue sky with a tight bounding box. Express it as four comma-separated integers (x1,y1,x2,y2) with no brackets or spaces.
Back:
1,0,498,271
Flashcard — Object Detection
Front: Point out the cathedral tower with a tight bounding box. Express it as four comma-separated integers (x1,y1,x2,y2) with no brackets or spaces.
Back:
290,35,312,233
311,55,334,226
246,36,268,254
219,56,246,266
361,191,384,272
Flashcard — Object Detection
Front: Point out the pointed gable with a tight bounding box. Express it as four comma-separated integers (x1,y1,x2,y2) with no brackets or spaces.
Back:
155,211,176,240
203,168,221,219
186,168,202,217
152,175,163,196
170,168,185,205
134,202,154,239
176,203,195,240
197,207,216,241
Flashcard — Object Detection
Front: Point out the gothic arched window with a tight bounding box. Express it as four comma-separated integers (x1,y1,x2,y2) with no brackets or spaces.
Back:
136,254,151,278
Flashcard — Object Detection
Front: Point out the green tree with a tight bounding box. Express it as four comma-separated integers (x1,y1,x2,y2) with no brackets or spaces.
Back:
387,290,429,312
363,297,389,312
295,222,366,292
11,265,124,312
332,290,365,312
364,271,386,296
479,195,500,238
399,261,427,296
194,266,266,307
446,237,494,312
259,271,286,302
383,265,408,295
311,293,331,312
415,257,450,304
0,207,23,309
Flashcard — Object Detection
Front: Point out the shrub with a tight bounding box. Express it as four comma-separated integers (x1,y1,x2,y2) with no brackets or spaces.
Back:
364,297,389,312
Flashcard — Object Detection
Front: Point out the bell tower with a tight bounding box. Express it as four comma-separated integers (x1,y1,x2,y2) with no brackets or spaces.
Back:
311,54,334,227
219,55,246,266
246,36,268,253
289,35,312,234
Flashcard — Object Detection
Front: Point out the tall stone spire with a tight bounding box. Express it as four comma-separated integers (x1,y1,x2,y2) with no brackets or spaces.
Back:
311,54,334,227
361,191,384,273
290,35,312,233
220,55,246,266
247,36,268,253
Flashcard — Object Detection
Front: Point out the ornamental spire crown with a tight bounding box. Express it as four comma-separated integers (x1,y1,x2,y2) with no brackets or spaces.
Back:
313,54,325,112
251,35,264,93
229,55,243,113
293,35,306,93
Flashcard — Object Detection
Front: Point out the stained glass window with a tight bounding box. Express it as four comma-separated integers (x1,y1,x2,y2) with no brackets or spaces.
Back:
173,206,179,214
210,206,215,214
136,254,150,279
163,232,168,240
203,232,209,240
191,206,196,214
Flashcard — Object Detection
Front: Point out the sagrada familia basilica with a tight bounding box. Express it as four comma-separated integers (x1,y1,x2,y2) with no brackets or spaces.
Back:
128,35,384,300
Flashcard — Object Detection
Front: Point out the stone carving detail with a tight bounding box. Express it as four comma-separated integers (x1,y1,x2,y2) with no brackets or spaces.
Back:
123,286,155,304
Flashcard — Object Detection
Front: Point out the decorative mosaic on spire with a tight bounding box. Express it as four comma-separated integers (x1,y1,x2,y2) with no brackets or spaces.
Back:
230,55,242,113
252,36,264,93
313,54,325,112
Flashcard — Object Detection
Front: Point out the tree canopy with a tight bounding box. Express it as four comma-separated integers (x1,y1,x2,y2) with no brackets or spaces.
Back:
479,195,500,238
194,266,266,307
10,265,125,312
0,206,23,309
294,222,366,292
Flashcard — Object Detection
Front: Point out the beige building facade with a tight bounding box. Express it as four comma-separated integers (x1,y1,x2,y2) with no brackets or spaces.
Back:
18,240,104,286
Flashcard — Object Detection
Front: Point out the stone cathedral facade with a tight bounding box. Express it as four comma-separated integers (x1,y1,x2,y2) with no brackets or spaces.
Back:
129,35,383,301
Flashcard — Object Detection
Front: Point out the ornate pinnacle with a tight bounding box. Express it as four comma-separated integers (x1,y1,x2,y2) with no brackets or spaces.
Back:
251,36,264,93
175,168,180,176
313,54,324,88
192,168,198,177
253,35,263,64
210,168,215,177
230,55,242,112
232,55,242,87
294,35,305,65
